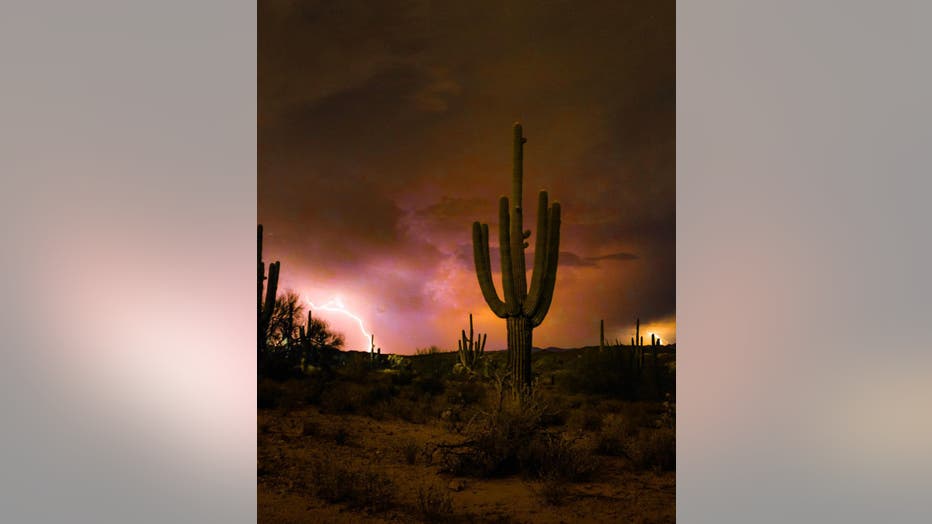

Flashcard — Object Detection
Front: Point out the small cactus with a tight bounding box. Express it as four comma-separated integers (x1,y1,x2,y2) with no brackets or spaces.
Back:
297,309,314,371
457,313,487,373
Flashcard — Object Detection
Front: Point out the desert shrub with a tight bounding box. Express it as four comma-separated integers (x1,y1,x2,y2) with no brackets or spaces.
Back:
561,348,675,401
415,484,454,522
333,427,350,446
309,458,395,512
258,419,272,434
595,414,637,456
301,419,319,437
259,377,327,410
446,379,486,407
625,427,675,471
656,394,675,429
319,382,366,413
415,345,443,356
341,353,375,382
400,439,420,465
363,382,396,405
390,365,415,386
434,397,571,478
569,409,603,432
538,406,569,427
384,396,431,424
519,434,599,482
257,380,282,409
414,374,446,396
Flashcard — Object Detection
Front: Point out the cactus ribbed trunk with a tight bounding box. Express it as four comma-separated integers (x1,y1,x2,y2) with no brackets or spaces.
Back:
507,316,532,393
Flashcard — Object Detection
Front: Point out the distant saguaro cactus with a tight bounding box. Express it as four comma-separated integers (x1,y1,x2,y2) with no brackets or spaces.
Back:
258,225,280,352
472,123,561,394
297,309,312,370
599,319,605,352
457,313,487,372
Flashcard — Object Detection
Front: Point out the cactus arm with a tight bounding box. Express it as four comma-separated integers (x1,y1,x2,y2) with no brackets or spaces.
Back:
512,124,525,213
261,261,280,329
258,260,265,312
497,196,519,314
529,203,561,327
472,222,508,317
510,124,529,300
524,191,550,312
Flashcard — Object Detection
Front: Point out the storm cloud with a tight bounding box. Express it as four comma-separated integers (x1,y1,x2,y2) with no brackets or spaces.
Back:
259,0,675,352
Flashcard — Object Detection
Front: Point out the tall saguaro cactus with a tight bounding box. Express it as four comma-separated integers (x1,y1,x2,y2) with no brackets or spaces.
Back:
258,225,280,352
472,123,561,393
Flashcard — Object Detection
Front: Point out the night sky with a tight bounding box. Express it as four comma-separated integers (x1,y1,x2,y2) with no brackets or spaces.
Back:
259,1,674,353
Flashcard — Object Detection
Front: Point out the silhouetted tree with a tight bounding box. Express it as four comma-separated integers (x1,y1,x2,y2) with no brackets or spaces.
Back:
267,290,304,349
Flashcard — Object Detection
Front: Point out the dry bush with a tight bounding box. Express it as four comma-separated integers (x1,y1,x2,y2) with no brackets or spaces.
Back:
433,396,597,481
415,345,443,356
390,396,432,424
625,427,675,471
446,378,487,407
595,414,637,456
415,484,454,522
308,458,395,512
520,433,599,482
300,419,319,437
258,419,272,435
434,400,546,477
333,427,350,446
568,408,603,432
318,382,365,413
400,439,420,465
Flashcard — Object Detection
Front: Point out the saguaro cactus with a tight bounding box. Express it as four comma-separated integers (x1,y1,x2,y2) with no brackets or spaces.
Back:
599,319,605,352
258,225,280,352
457,313,487,372
472,123,562,393
297,309,318,371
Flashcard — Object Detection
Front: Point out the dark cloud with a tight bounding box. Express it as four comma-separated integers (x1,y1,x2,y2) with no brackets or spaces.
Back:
452,245,639,271
259,0,675,351
591,252,639,262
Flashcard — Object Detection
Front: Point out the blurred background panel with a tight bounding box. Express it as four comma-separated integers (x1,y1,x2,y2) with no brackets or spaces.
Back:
679,0,932,522
0,1,255,522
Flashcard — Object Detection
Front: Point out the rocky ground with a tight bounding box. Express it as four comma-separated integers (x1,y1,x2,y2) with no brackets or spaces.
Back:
259,377,675,522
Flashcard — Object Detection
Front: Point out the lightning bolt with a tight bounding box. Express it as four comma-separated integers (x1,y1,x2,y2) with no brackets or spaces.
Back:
305,296,372,345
